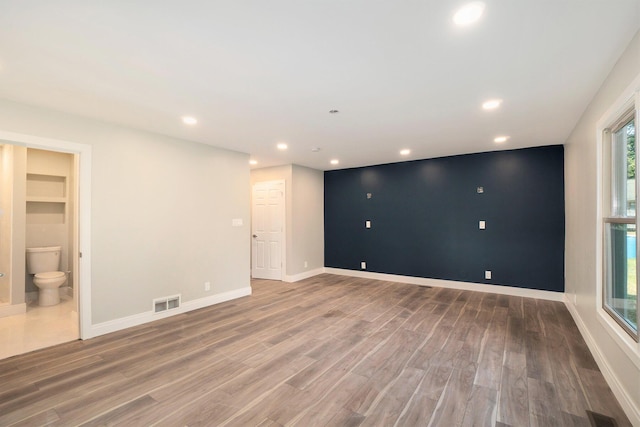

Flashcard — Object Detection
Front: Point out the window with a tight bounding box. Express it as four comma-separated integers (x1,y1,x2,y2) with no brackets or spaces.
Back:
604,109,638,340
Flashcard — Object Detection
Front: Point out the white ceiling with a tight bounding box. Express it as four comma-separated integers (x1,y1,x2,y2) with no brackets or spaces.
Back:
0,1,638,170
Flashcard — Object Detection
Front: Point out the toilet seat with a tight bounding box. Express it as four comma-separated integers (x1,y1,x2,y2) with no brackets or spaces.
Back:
34,271,65,280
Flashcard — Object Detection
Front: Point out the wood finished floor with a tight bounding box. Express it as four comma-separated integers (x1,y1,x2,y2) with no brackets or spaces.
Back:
0,274,631,426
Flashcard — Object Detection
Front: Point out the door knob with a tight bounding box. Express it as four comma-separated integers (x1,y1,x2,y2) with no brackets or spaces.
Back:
253,234,257,238
0,273,4,277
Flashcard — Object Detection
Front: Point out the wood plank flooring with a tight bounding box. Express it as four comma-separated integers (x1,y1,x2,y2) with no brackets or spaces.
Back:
0,274,631,426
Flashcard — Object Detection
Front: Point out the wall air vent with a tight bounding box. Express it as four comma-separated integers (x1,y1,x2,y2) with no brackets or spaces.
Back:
153,294,181,314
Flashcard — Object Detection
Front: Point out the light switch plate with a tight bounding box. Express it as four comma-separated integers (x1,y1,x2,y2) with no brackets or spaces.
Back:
485,270,492,280
361,261,367,270
479,220,486,230
232,218,243,227
366,220,371,229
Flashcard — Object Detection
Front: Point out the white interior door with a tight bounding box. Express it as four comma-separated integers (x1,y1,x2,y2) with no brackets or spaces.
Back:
252,180,284,280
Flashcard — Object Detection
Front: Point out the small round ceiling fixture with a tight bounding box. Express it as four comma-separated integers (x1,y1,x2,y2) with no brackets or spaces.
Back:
249,159,258,165
311,147,321,152
400,149,411,156
182,116,198,125
494,136,510,143
453,2,485,27
482,99,502,110
330,159,339,165
277,142,288,150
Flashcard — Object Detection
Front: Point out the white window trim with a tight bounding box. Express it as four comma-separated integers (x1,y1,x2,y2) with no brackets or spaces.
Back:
596,72,640,367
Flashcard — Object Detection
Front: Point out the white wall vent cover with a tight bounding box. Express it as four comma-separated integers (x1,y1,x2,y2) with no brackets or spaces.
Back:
153,294,181,314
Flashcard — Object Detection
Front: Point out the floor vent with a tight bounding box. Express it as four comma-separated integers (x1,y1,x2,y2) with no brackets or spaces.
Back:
153,294,181,314
586,410,618,427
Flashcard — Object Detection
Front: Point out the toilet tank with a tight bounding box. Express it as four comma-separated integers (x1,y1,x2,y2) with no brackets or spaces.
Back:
26,246,62,274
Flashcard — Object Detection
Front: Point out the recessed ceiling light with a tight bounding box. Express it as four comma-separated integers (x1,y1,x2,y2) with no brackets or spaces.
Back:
494,136,510,143
277,143,288,150
400,149,411,156
453,2,486,27
311,147,321,152
249,159,258,165
182,116,197,125
482,99,502,110
330,159,339,165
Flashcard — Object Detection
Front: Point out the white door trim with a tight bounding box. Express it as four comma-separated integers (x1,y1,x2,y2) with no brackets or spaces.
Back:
0,130,92,339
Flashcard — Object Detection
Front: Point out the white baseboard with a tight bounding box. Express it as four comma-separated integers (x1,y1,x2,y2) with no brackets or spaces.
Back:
324,268,564,301
180,287,251,312
84,286,252,339
563,296,640,426
0,303,26,319
284,268,325,283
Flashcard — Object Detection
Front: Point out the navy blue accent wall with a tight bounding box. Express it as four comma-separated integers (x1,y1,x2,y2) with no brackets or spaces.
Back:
324,145,565,292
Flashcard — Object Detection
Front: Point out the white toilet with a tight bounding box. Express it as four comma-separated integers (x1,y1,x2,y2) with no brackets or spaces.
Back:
26,246,67,306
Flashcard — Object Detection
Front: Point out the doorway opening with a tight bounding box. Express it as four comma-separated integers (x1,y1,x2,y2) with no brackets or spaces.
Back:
0,131,91,359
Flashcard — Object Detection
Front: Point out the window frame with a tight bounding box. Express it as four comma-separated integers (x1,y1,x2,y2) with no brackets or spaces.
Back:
598,87,640,348
602,219,638,340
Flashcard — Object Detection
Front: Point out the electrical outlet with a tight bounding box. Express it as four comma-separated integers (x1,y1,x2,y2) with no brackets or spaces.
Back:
304,261,308,268
479,220,486,230
361,261,367,270
365,220,371,229
204,281,211,291
484,270,492,280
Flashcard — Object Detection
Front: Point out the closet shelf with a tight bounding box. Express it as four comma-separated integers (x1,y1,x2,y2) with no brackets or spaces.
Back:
26,196,66,203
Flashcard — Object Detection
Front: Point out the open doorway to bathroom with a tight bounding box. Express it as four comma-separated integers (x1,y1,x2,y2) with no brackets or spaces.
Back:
0,144,80,359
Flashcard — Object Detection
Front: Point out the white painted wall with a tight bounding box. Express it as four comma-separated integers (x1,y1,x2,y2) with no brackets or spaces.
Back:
0,145,11,303
11,147,26,307
0,98,250,326
291,165,324,276
565,30,640,424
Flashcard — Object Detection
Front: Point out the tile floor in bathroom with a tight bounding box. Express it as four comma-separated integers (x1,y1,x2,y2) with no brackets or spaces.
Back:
0,296,79,360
